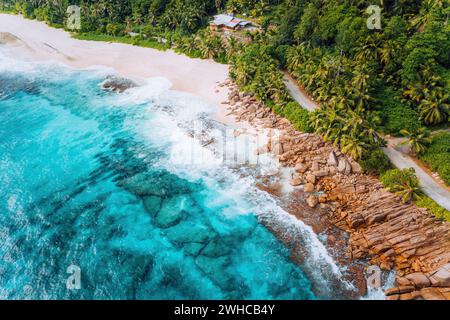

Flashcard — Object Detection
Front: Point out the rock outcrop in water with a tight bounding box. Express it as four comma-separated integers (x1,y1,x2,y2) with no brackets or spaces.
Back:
100,75,137,93
221,80,450,300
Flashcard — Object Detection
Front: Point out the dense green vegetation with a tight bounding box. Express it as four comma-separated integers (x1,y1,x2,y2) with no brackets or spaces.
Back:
359,148,391,175
380,168,421,204
400,127,432,155
416,195,450,221
73,32,170,50
376,88,422,136
380,167,450,221
4,1,449,163
419,132,450,185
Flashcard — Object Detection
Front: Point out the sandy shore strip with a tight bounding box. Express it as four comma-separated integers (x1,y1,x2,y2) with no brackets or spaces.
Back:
0,13,243,127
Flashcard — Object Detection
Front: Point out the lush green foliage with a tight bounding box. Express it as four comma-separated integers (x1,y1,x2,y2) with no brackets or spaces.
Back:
277,2,444,158
359,148,392,175
280,0,450,154
380,168,421,203
275,102,312,133
309,105,384,160
400,127,432,155
416,195,450,222
382,104,422,136
229,43,289,104
376,88,422,136
6,1,449,136
73,32,170,50
0,1,14,13
419,132,450,185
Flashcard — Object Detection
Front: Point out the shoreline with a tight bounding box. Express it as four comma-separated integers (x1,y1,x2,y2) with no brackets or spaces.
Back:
1,13,449,300
0,13,364,298
0,13,238,128
221,81,450,300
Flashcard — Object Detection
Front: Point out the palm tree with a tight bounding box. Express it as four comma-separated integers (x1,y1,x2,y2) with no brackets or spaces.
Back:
133,12,143,34
378,42,397,67
340,134,365,160
355,36,381,64
400,127,431,155
309,102,383,160
287,45,305,71
411,0,444,31
91,1,107,20
124,16,133,33
419,89,450,125
266,69,287,103
253,0,269,17
394,178,421,203
225,37,241,62
382,168,421,203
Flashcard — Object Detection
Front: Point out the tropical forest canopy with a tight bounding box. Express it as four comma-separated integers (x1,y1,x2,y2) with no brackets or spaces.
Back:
2,0,450,169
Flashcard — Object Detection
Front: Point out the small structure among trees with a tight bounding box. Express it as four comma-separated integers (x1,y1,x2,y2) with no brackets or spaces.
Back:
210,14,254,32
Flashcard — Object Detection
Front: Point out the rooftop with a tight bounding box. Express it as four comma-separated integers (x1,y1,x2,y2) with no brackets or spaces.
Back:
211,14,251,28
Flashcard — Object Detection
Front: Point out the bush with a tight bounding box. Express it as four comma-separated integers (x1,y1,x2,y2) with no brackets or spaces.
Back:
360,148,392,175
380,168,420,203
419,132,450,186
270,44,290,68
381,168,419,188
415,196,450,222
275,102,313,133
106,23,125,37
381,103,422,136
21,2,35,19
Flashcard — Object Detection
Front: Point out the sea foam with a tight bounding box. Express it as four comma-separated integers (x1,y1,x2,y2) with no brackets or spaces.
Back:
130,78,358,297
0,48,359,299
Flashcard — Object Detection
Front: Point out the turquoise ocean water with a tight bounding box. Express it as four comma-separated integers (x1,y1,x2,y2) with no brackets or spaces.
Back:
0,48,350,299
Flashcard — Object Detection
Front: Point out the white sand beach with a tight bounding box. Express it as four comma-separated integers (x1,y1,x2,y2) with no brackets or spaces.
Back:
0,14,237,125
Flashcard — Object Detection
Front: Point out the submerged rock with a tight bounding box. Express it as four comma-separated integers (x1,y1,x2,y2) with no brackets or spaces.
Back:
143,195,162,215
165,221,215,248
155,194,195,228
114,250,155,282
182,243,207,256
200,238,232,258
100,75,137,93
195,255,235,290
117,171,197,197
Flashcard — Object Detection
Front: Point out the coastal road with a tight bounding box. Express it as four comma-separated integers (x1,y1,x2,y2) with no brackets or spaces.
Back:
384,139,450,211
383,145,450,211
283,72,450,211
283,72,318,111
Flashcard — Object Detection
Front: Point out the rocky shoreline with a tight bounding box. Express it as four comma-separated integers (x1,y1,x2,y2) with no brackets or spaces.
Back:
220,80,450,300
